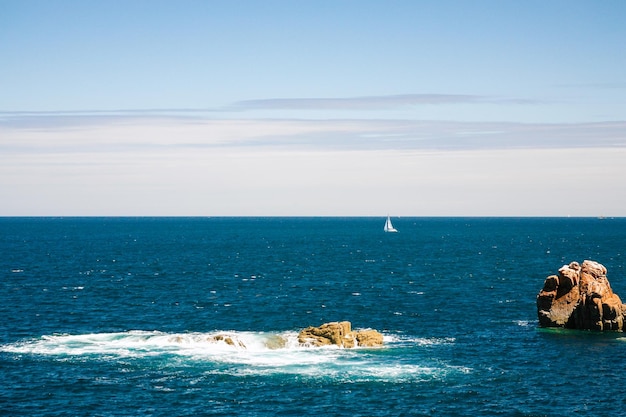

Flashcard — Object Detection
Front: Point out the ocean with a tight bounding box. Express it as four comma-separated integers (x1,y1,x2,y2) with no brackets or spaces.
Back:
1,217,626,416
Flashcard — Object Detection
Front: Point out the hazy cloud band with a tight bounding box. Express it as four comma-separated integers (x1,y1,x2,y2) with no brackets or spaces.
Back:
2,115,625,154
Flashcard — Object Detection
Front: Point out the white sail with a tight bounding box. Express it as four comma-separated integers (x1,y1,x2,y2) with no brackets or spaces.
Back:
384,216,398,232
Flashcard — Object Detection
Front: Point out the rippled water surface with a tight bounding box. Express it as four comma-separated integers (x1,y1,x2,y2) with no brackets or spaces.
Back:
2,217,626,416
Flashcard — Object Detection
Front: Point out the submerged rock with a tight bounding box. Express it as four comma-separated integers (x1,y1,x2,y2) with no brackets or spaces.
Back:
537,260,626,331
264,334,287,350
211,334,246,348
298,321,383,348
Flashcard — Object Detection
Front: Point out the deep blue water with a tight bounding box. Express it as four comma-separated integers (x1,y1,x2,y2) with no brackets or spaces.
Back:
1,217,626,416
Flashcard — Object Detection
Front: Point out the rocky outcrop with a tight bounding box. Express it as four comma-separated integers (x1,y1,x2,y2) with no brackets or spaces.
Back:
298,321,383,348
537,260,626,331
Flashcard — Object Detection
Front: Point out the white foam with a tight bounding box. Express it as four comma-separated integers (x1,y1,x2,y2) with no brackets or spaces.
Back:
2,330,336,357
382,334,456,346
1,330,464,382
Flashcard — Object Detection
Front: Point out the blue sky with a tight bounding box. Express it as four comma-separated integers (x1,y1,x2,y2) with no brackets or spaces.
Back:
1,0,625,216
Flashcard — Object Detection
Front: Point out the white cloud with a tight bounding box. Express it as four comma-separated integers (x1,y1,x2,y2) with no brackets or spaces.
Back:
3,115,626,153
1,115,625,216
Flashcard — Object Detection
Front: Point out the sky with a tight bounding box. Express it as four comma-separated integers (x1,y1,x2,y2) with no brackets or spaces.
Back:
1,0,625,216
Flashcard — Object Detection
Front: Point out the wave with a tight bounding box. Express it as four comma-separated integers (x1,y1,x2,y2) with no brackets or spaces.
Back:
3,330,302,357
1,330,467,382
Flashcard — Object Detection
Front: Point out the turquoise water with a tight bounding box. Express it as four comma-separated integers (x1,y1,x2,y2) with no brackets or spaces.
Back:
2,217,626,416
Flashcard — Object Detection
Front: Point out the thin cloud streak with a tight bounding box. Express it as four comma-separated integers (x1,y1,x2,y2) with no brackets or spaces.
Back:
231,94,541,111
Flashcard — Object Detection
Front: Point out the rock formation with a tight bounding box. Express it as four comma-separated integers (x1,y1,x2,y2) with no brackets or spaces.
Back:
298,321,384,348
537,260,626,331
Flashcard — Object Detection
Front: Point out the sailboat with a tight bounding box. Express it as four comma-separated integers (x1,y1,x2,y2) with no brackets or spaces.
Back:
384,215,398,233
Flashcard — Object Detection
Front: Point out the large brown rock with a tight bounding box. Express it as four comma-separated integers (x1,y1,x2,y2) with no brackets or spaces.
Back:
537,260,626,331
355,329,385,347
298,321,383,348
